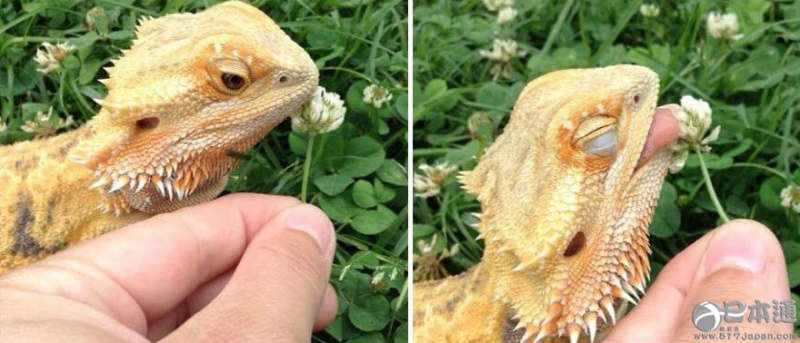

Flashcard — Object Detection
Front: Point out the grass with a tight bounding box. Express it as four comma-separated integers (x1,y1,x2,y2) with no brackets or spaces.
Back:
413,0,800,335
0,1,408,342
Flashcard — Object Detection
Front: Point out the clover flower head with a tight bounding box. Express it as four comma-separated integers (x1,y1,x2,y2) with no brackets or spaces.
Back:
291,86,346,135
479,39,524,62
21,107,74,138
479,39,526,79
668,96,721,173
414,162,457,198
413,235,460,282
34,42,76,75
707,12,743,40
639,4,660,17
781,184,800,213
497,7,518,24
362,84,393,109
482,0,514,12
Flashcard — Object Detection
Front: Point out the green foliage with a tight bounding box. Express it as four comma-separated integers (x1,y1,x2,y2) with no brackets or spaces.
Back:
0,0,407,342
413,0,800,333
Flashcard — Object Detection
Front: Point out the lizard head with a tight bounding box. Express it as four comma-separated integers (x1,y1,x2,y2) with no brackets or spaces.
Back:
461,65,678,342
72,1,319,214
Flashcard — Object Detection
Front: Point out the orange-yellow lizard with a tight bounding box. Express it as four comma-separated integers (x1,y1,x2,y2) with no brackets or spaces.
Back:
413,65,680,343
0,1,318,273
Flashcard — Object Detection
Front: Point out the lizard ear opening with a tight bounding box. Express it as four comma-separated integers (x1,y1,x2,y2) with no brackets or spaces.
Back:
136,117,160,130
563,231,585,257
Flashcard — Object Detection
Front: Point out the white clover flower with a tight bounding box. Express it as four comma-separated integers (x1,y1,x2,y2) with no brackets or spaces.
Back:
37,106,53,123
707,12,743,40
414,162,457,198
639,4,660,18
413,235,460,282
479,39,524,62
668,95,721,173
482,0,514,12
362,84,393,109
781,184,800,213
497,7,518,24
479,39,526,79
291,86,346,135
20,107,74,138
34,42,76,75
20,121,37,133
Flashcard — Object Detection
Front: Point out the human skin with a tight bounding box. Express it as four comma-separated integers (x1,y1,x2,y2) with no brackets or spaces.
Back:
0,193,337,342
606,219,793,342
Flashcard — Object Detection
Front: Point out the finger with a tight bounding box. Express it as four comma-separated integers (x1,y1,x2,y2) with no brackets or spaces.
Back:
163,204,336,342
674,220,791,341
606,220,791,342
314,284,338,332
146,270,234,341
147,275,337,338
638,105,680,168
2,193,301,335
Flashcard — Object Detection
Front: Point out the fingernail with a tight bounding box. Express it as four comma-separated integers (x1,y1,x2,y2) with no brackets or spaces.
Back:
286,205,333,256
705,223,768,274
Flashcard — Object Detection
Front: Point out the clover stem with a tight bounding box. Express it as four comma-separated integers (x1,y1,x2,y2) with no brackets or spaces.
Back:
695,148,731,222
301,134,316,203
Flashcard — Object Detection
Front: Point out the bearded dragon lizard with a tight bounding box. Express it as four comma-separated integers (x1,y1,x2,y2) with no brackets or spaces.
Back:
413,65,680,343
0,1,318,273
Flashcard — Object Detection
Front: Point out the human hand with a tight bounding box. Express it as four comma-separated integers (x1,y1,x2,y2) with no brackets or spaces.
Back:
0,193,337,342
606,219,794,342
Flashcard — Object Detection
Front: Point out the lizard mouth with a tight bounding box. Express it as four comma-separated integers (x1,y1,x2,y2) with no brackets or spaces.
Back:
635,105,679,171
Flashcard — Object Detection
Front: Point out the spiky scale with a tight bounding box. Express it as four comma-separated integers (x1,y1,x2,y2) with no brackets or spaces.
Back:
165,179,174,200
585,312,598,343
622,282,639,300
532,327,549,343
603,299,617,325
155,180,166,196
567,324,580,343
619,289,637,305
89,175,111,189
109,176,129,193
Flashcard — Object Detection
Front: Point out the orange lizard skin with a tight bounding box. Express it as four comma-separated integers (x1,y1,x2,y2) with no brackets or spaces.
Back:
414,65,679,343
0,1,318,273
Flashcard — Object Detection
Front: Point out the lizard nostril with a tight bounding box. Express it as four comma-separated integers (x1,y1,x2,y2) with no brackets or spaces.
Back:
136,117,160,130
563,231,585,257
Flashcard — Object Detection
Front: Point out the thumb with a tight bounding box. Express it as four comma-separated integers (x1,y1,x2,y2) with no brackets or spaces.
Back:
674,220,793,341
163,203,336,342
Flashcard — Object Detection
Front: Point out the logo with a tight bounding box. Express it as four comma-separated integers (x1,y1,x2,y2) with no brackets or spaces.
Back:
693,301,724,332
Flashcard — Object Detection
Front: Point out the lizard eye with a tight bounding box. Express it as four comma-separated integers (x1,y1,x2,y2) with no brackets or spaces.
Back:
208,58,251,94
573,115,618,157
222,73,245,90
582,128,617,156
